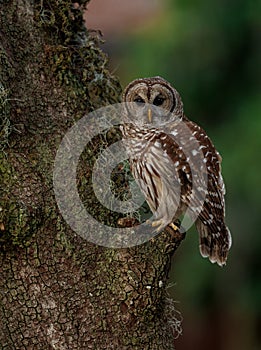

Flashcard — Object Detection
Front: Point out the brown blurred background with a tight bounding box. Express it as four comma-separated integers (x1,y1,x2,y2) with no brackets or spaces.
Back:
85,1,261,349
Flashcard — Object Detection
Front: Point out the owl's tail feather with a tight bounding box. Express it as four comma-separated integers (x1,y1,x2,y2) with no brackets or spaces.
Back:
195,219,232,267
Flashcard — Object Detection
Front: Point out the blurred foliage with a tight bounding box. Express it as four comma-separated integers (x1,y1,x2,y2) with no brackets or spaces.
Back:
112,0,261,347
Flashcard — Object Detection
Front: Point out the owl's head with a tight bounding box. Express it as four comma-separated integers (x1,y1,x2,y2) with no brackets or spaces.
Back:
122,76,184,127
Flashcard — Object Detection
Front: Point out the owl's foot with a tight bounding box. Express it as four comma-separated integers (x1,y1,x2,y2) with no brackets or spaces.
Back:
169,222,179,231
151,219,163,228
146,219,165,232
165,220,186,242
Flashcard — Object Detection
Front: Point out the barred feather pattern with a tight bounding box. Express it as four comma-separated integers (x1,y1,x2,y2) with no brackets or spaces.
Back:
121,76,232,266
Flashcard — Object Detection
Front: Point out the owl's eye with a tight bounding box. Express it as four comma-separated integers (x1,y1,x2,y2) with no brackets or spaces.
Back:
134,96,145,105
153,95,165,106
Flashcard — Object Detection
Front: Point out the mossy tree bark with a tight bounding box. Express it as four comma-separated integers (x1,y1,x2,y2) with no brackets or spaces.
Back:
0,1,184,349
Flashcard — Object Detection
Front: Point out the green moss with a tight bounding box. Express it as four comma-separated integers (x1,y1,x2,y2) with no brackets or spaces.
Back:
35,1,121,115
0,0,122,250
35,1,90,44
42,42,121,117
0,155,40,248
0,44,15,83
0,85,11,151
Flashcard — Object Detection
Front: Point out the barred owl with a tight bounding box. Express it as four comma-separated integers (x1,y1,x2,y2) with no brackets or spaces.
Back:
120,76,232,266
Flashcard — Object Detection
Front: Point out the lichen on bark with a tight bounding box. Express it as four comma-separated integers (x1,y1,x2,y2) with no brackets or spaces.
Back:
0,1,184,349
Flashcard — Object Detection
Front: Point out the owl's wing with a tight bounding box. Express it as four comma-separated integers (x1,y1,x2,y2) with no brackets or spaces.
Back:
181,120,226,223
159,121,232,265
185,120,232,265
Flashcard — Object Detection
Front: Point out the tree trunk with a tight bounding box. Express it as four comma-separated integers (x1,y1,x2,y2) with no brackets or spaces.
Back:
0,1,184,349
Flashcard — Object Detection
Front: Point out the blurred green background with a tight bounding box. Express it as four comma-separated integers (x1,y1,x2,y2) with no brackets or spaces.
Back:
86,0,261,348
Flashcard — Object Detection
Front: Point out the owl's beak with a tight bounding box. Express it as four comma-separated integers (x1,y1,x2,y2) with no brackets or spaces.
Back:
148,108,152,123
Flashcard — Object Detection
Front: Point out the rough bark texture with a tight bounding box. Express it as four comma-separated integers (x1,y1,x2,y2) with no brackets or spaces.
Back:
0,1,184,349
